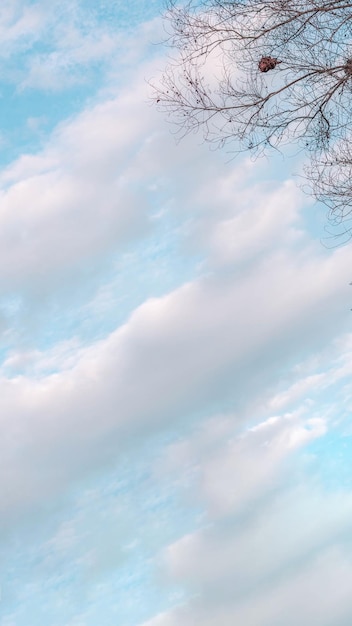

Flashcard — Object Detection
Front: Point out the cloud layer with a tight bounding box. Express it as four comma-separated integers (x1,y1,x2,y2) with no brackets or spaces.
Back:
1,5,352,625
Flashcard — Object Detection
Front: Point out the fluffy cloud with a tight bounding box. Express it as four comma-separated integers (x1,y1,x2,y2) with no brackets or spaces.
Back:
196,413,326,516
0,82,156,296
0,229,351,529
1,6,352,625
144,545,352,626
139,332,352,626
0,118,351,524
143,419,352,626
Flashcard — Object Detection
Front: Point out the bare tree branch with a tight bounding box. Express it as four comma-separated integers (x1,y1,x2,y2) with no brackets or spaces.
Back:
153,0,352,240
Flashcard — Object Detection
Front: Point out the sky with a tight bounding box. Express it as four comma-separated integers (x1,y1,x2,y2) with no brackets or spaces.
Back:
1,1,352,625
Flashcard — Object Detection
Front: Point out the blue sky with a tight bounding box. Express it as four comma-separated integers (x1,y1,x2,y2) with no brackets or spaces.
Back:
1,2,352,625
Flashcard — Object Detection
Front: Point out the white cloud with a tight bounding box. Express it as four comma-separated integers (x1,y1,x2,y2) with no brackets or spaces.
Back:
193,170,305,268
0,82,156,295
0,234,350,528
1,7,352,624
145,546,352,626
19,7,118,91
0,27,352,625
0,1,45,57
199,413,326,516
155,404,328,518
144,437,352,625
140,330,352,626
165,481,352,591
0,0,159,91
